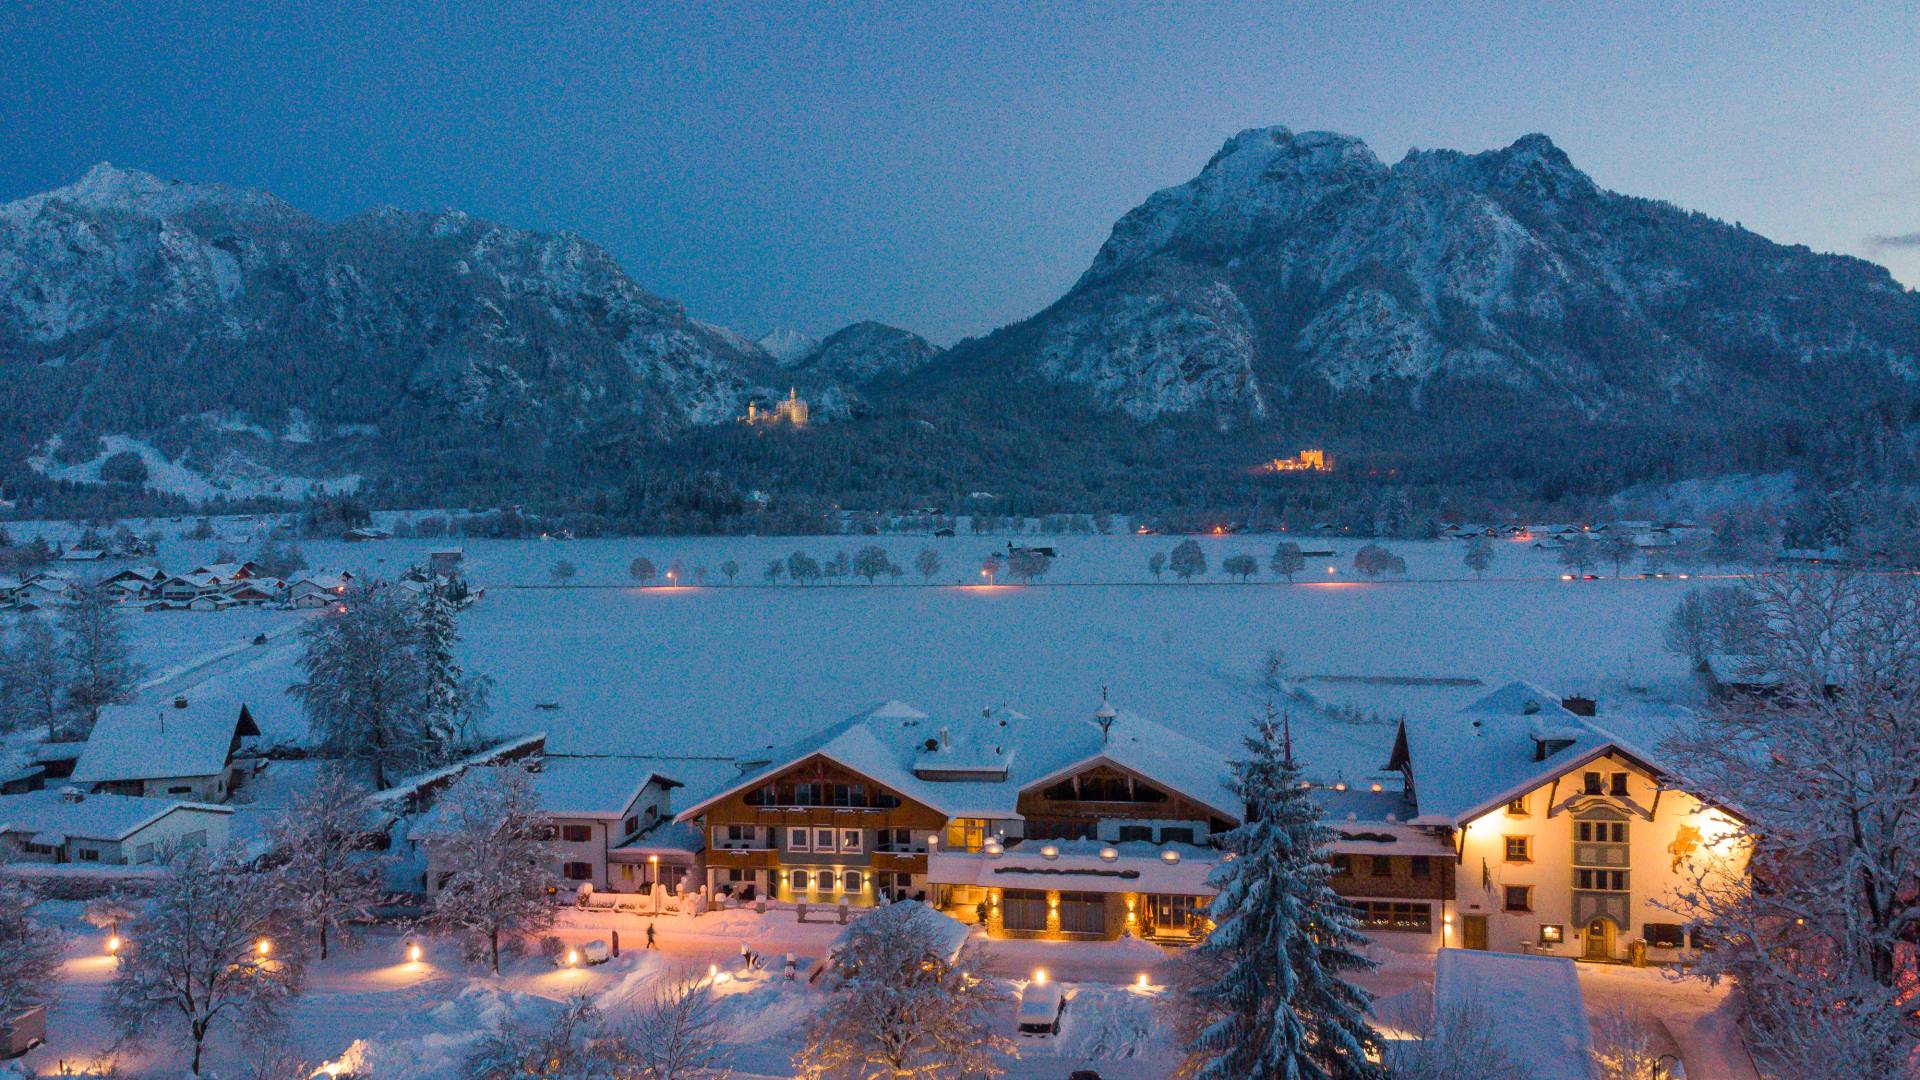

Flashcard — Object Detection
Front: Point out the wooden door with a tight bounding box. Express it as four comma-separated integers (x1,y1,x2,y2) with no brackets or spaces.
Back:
1584,917,1616,960
1461,914,1489,950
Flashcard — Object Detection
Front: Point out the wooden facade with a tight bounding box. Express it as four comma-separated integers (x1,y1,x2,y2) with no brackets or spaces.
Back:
693,754,947,906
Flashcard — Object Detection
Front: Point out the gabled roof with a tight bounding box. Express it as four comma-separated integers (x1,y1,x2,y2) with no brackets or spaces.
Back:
72,699,260,783
529,756,675,819
675,699,1241,825
0,790,231,842
1402,682,1669,824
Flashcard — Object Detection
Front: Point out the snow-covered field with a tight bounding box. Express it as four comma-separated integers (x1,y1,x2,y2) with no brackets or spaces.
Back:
5,528,1722,1076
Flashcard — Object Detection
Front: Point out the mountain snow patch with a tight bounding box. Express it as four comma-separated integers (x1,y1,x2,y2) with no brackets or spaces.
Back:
30,434,360,503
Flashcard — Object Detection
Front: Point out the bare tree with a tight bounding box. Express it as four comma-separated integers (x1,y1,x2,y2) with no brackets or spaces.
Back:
1558,533,1599,575
763,558,785,585
1601,531,1639,577
1221,554,1259,581
549,560,578,583
0,881,63,1016
852,545,894,583
1660,584,1764,666
1169,539,1207,581
720,559,740,585
1259,648,1288,695
60,582,146,734
1148,550,1167,580
1269,540,1305,582
425,766,556,974
1372,989,1532,1080
629,556,657,585
466,994,602,1080
1462,534,1496,579
291,583,440,788
1006,549,1051,583
1666,570,1920,1075
0,617,68,738
616,970,731,1079
111,847,304,1076
265,766,390,959
793,905,1013,1079
914,547,942,582
1589,1005,1665,1080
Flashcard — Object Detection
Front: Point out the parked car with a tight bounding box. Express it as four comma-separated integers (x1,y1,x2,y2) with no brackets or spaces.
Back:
1017,979,1066,1036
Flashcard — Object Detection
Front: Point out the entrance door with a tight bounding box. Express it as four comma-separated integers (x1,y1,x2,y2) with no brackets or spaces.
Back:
1585,917,1616,961
1149,895,1202,938
1461,915,1489,951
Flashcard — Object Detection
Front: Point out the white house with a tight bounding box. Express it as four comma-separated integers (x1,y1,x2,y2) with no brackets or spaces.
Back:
527,756,684,894
71,697,261,802
0,788,232,865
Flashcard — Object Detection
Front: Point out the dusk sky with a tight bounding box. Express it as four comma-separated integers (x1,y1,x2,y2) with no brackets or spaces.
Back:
6,1,1916,345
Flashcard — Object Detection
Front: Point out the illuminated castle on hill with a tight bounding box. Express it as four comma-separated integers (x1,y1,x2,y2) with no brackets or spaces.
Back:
1264,449,1330,473
742,387,810,426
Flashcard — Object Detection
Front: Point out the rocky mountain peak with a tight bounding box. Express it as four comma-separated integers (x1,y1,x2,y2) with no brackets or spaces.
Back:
788,320,939,382
3,162,294,224
757,327,821,365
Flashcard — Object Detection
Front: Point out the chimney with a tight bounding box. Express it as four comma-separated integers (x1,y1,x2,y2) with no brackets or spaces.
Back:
1561,696,1597,717
61,786,85,804
1093,687,1117,743
939,726,950,749
173,695,189,709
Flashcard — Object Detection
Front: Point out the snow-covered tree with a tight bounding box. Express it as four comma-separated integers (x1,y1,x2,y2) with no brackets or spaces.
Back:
1148,551,1167,579
111,847,304,1076
416,584,489,749
794,903,1013,1079
914,547,942,582
265,766,390,959
1221,554,1259,581
787,551,821,585
1462,534,1496,578
763,558,785,585
1376,990,1531,1080
1006,548,1051,583
60,582,145,733
1660,584,1763,666
1184,710,1381,1080
1601,531,1639,577
1666,570,1920,1075
466,994,603,1080
292,583,442,788
1169,539,1207,581
1270,541,1305,582
1353,543,1405,578
0,617,68,737
0,881,63,1016
615,970,730,1079
852,545,894,583
83,894,138,936
426,766,556,973
1558,533,1599,574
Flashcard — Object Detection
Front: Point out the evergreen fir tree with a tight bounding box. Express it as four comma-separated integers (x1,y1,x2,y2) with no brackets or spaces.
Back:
1188,708,1382,1080
416,584,487,749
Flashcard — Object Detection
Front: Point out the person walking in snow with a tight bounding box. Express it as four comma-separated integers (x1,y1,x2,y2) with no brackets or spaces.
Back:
646,921,656,949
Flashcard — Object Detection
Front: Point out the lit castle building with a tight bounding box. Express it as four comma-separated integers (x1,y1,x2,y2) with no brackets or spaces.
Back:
742,387,810,426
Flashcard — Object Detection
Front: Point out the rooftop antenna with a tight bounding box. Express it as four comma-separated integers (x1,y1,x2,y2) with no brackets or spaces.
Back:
1094,686,1116,743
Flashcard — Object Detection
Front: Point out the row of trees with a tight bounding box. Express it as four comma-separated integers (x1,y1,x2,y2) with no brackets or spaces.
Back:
1148,540,1411,582
0,582,145,739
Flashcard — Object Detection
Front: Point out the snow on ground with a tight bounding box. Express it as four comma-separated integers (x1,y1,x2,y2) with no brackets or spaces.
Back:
5,530,1732,1076
26,434,359,501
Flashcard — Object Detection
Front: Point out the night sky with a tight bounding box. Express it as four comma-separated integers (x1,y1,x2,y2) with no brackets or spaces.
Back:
6,1,1916,344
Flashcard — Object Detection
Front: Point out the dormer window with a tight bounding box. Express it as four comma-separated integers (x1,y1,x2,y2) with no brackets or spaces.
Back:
1506,795,1529,817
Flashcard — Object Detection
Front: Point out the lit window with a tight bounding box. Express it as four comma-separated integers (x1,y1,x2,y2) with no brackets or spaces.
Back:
839,829,863,853
1539,924,1564,944
945,818,987,853
1506,796,1529,816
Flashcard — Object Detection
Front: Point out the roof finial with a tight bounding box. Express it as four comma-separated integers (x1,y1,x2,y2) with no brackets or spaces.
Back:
1093,686,1116,742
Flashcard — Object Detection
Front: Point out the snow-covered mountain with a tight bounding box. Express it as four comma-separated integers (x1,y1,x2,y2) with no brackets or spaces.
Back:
918,126,1920,428
756,327,821,365
0,164,805,496
783,321,940,383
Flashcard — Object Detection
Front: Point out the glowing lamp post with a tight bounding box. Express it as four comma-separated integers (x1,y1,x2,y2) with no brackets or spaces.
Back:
667,570,677,588
106,934,122,955
255,937,273,959
406,942,423,964
1032,968,1047,986
1136,973,1150,990
564,948,580,967
650,854,661,915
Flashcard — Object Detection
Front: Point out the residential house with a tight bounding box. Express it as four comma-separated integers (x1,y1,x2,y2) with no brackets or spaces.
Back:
186,561,263,582
100,566,166,600
527,756,685,894
0,788,232,865
70,697,261,802
287,571,354,608
676,699,1243,942
1393,683,1744,962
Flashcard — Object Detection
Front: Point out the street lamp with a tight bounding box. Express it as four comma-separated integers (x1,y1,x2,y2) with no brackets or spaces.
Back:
255,937,272,958
106,934,122,955
406,942,423,963
649,854,661,915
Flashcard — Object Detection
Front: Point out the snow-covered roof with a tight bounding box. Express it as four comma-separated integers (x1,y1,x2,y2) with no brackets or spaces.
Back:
528,756,667,819
928,838,1220,895
1402,682,1666,824
0,789,231,842
369,732,546,809
611,818,703,856
1434,950,1595,1080
72,698,259,783
676,699,1242,825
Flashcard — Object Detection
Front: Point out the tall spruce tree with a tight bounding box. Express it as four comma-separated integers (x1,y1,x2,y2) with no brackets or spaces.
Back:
415,584,488,749
1188,709,1382,1080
